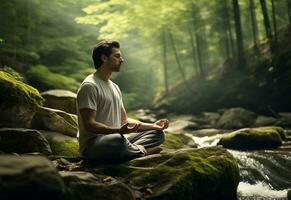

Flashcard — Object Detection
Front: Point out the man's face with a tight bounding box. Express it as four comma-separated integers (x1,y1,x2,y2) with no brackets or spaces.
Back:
105,47,124,72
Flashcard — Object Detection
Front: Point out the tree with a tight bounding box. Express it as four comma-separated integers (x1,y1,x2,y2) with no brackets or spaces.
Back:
249,0,259,53
232,0,245,68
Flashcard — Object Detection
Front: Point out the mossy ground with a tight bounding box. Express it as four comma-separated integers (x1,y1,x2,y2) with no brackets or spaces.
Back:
0,71,43,107
46,136,79,157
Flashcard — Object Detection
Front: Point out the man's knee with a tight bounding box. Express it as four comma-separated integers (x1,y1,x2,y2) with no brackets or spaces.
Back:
152,130,165,144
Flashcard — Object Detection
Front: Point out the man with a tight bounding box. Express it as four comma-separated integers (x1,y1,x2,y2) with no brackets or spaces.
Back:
76,40,169,163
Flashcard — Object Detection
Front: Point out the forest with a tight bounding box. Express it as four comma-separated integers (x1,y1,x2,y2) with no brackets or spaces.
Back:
0,0,291,200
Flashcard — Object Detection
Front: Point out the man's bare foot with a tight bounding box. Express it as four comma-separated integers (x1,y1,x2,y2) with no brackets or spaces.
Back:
146,146,163,155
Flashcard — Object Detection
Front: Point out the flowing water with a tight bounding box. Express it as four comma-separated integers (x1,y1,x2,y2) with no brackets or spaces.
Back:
192,130,291,200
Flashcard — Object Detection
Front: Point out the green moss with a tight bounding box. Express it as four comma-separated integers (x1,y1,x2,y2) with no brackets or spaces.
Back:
0,71,44,107
218,127,283,150
47,136,79,157
56,111,78,127
162,133,191,149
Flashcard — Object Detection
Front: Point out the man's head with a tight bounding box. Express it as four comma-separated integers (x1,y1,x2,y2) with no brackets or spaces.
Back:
92,40,124,72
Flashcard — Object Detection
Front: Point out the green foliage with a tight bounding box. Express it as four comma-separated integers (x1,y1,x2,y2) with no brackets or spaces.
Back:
27,65,79,92
0,71,43,107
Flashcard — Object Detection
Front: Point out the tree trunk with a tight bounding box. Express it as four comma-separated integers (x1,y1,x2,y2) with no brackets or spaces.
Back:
192,4,204,77
232,0,245,68
260,0,273,41
188,25,199,76
224,0,236,59
162,28,169,95
286,0,291,29
249,0,259,54
169,32,194,93
271,0,277,43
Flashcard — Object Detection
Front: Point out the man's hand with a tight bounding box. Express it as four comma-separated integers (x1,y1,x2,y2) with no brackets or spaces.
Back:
153,119,169,131
120,122,141,134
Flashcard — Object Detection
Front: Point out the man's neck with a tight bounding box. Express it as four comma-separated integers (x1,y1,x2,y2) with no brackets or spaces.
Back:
95,66,112,82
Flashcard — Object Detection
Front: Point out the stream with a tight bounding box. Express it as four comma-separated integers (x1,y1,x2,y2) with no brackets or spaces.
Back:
192,130,291,200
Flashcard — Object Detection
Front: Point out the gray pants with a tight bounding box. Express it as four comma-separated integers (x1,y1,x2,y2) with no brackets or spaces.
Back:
83,130,165,164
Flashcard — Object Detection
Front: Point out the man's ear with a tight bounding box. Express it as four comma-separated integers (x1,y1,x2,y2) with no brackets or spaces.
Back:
101,54,108,62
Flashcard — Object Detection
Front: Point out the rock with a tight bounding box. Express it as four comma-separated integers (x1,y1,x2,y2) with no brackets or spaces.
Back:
0,155,67,200
41,89,77,114
216,107,257,129
0,71,43,128
201,112,221,125
167,115,199,133
60,171,135,200
254,115,277,127
95,147,239,200
40,130,79,157
162,133,195,149
218,126,283,150
191,128,226,137
138,114,157,123
276,112,291,127
0,128,52,155
31,106,77,137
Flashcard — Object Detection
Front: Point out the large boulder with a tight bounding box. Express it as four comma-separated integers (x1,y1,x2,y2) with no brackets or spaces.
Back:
0,128,52,155
218,126,284,150
41,89,77,114
31,106,78,137
60,171,135,200
0,155,67,200
93,147,239,200
0,71,43,128
216,107,257,129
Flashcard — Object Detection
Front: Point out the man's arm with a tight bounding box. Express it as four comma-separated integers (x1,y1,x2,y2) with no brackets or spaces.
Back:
121,107,169,131
80,108,139,134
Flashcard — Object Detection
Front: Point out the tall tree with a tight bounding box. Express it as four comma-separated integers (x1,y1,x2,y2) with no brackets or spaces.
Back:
162,27,169,94
260,0,273,41
169,31,194,93
223,0,236,59
287,0,291,29
249,0,259,54
232,0,245,68
271,0,278,43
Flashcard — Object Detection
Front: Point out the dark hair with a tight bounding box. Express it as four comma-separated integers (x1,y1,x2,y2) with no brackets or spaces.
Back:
92,40,120,69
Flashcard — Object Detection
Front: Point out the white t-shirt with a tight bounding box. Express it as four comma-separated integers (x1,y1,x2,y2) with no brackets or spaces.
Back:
76,72,124,154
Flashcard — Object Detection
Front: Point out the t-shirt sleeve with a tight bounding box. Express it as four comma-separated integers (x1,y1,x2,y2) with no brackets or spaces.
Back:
77,83,98,111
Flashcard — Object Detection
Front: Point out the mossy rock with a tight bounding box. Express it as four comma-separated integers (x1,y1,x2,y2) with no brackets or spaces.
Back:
288,189,291,200
93,147,239,200
0,71,43,107
218,126,283,150
42,131,79,157
31,106,77,137
161,133,192,149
